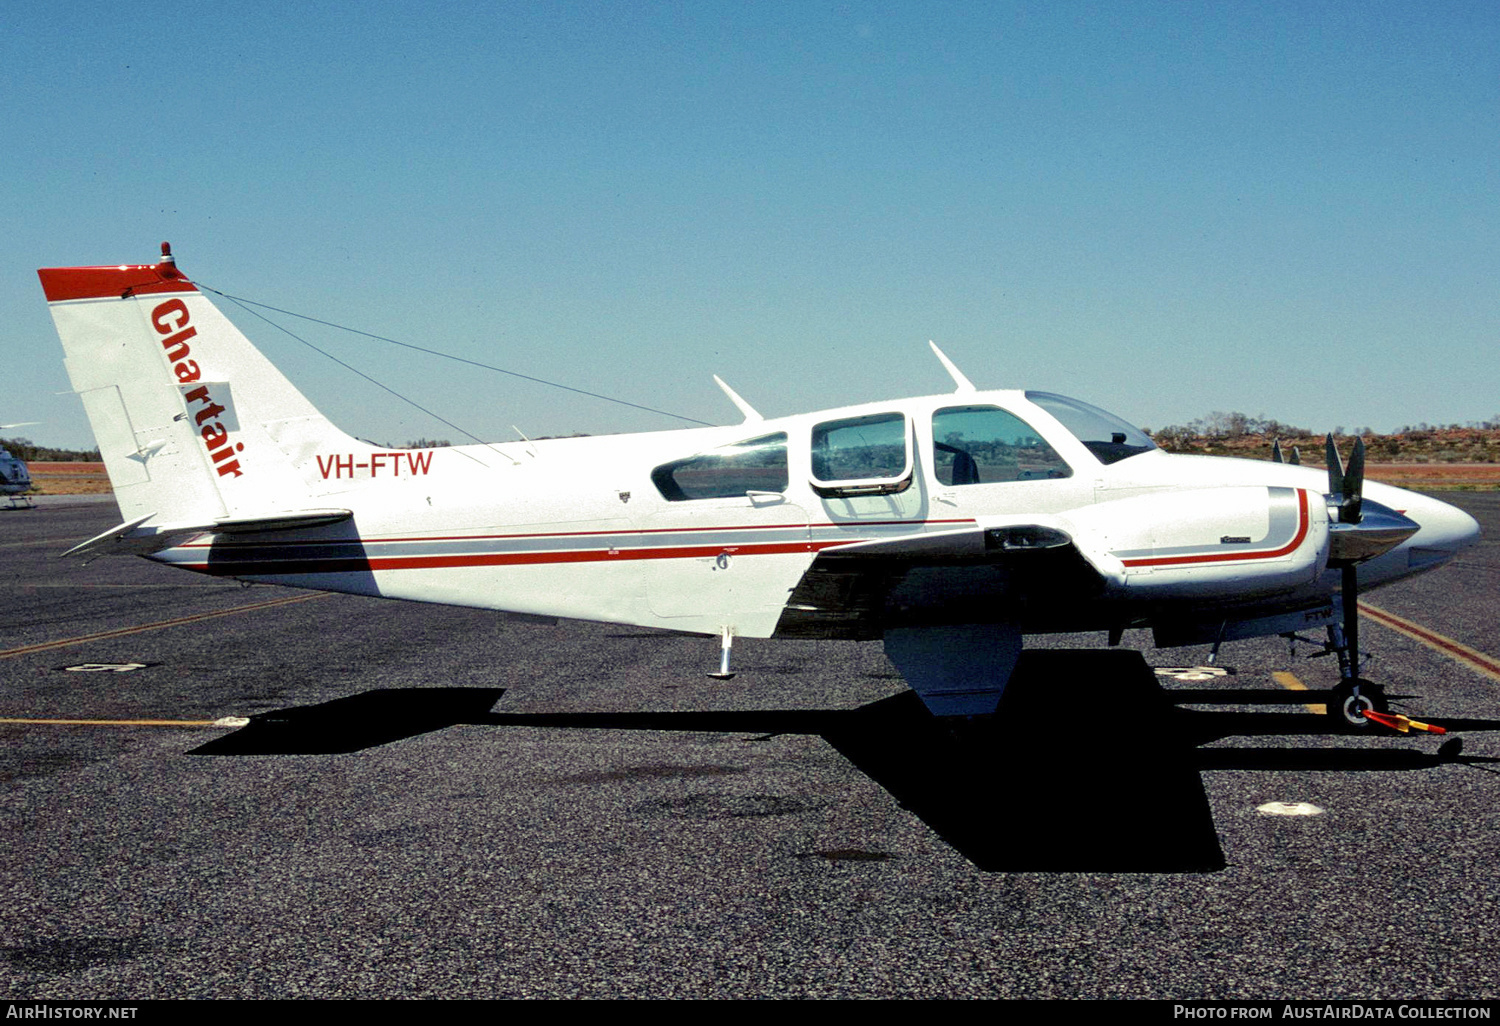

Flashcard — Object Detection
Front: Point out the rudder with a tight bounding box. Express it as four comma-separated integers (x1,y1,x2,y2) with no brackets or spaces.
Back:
38,244,362,524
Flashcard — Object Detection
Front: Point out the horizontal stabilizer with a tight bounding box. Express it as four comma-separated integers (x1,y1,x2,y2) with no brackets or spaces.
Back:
62,508,353,560
61,513,160,559
198,509,353,534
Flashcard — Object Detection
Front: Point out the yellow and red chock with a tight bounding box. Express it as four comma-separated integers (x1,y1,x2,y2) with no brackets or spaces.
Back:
1363,710,1448,735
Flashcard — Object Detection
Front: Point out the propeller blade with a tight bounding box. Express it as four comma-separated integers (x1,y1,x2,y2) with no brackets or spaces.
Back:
1324,434,1345,498
1289,446,1301,466
1272,439,1285,464
1343,436,1365,524
1323,434,1365,525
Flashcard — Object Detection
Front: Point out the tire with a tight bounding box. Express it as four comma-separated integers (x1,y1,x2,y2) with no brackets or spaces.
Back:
1330,679,1388,730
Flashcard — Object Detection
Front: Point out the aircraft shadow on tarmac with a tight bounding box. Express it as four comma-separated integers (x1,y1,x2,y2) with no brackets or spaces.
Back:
190,688,510,757
189,651,1499,873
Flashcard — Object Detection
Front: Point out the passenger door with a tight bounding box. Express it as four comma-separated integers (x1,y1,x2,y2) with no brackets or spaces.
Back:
641,433,811,635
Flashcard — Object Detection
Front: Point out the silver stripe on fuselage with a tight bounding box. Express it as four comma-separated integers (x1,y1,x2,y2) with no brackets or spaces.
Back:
155,517,977,568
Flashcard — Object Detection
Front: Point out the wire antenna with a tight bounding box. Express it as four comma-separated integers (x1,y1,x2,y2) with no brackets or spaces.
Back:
192,282,715,428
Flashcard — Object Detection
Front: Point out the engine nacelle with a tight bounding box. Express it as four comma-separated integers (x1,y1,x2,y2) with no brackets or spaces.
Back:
1064,486,1329,599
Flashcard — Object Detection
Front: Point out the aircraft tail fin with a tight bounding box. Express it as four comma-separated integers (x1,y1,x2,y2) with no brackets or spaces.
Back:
38,244,363,525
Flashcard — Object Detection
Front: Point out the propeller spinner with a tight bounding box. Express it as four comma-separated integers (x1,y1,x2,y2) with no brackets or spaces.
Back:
1323,435,1420,566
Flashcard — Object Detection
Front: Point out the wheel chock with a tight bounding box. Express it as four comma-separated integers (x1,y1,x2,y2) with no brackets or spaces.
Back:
1362,710,1408,732
1362,709,1447,735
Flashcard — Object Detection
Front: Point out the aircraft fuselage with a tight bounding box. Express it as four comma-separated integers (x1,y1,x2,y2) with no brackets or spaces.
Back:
141,388,1479,647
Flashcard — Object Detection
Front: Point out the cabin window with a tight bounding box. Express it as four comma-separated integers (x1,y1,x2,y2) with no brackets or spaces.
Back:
932,405,1073,485
651,433,789,501
811,412,910,483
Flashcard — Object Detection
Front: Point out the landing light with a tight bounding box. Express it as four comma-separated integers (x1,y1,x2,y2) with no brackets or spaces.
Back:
985,525,1070,552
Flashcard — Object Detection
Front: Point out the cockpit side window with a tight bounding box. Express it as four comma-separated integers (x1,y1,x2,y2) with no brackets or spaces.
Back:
931,405,1072,486
651,433,789,501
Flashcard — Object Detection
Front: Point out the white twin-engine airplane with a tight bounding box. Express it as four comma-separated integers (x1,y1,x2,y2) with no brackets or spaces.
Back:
39,245,1480,726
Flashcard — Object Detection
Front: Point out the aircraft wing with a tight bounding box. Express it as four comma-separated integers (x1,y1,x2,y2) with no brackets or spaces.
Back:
62,509,353,560
775,518,1121,639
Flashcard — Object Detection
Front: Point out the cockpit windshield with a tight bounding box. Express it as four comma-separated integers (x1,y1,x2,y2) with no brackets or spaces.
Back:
1025,392,1157,465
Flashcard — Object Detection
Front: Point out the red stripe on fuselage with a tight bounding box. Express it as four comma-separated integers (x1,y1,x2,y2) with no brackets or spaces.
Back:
163,518,985,575
167,537,857,576
177,517,980,550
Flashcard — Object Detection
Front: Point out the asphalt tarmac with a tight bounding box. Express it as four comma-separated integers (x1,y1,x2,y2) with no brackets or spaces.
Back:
1,493,1496,999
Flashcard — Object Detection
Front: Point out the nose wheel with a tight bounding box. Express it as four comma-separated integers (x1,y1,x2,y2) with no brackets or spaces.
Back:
1330,678,1389,731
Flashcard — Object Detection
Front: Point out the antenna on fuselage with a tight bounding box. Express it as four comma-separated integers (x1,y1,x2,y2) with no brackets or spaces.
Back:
713,375,764,424
928,341,976,393
511,426,539,459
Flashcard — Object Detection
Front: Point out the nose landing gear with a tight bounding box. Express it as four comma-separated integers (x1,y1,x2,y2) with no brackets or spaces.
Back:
1329,676,1388,731
1320,436,1404,734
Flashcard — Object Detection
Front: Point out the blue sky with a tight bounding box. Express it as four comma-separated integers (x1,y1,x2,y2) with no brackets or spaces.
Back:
4,1,1496,450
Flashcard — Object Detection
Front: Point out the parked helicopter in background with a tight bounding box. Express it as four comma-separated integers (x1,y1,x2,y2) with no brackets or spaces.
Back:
0,425,37,508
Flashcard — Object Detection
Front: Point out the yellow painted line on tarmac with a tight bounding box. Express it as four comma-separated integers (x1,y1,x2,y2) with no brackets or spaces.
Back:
1273,604,1499,711
1360,601,1500,684
23,582,244,589
0,539,88,550
0,717,220,727
1272,671,1328,714
0,591,332,660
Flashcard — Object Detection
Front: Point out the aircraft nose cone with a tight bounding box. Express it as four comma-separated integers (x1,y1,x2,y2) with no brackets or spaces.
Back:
1404,494,1481,562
